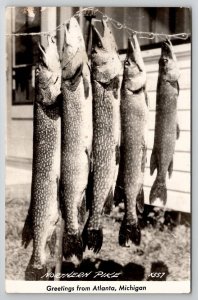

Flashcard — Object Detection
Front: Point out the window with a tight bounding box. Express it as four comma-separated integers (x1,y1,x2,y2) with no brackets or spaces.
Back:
12,7,41,105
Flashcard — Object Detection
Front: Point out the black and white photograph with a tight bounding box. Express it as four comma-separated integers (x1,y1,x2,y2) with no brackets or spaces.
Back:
5,6,191,293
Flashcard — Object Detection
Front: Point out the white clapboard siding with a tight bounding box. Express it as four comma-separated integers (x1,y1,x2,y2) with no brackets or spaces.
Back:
120,43,191,213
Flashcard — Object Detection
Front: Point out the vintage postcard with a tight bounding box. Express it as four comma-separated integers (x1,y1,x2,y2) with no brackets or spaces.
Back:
5,6,191,293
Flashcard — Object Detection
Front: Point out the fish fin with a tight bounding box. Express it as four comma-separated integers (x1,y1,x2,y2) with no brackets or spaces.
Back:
22,212,33,248
114,144,124,206
114,185,125,206
144,89,149,107
62,231,83,261
168,159,173,178
150,149,158,176
115,144,120,165
47,229,57,257
99,76,120,99
136,186,144,213
176,123,180,140
82,66,90,99
85,171,93,211
85,148,93,172
85,150,94,211
112,76,120,99
103,188,114,215
141,139,147,172
176,81,180,95
78,194,87,225
25,263,48,281
149,178,167,205
69,63,83,90
119,219,141,247
82,222,103,254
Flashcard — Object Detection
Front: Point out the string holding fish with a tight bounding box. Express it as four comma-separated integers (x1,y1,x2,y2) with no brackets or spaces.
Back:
5,6,191,41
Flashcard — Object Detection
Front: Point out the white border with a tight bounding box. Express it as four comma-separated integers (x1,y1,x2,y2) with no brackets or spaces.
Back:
5,280,191,294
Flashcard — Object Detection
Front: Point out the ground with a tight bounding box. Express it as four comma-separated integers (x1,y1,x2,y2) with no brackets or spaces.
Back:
5,184,190,281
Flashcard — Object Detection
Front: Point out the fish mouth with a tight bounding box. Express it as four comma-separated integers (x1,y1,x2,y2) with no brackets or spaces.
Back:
63,17,83,47
92,24,103,49
38,43,46,57
161,39,173,58
126,34,141,64
38,35,56,58
65,17,79,32
92,20,113,51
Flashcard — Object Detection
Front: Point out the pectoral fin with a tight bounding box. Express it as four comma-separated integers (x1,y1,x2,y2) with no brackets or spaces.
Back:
168,158,173,178
141,138,147,172
22,212,33,248
69,63,83,91
115,144,120,165
176,123,180,140
82,65,90,99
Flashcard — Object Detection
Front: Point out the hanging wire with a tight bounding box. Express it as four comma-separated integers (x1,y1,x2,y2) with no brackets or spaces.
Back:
5,7,191,40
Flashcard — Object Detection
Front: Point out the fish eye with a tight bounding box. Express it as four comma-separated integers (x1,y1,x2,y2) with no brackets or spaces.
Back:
163,58,168,63
97,41,102,48
125,60,130,66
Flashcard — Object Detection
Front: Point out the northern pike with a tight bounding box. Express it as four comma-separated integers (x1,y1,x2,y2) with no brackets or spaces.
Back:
60,17,92,260
22,36,61,280
150,39,180,205
116,35,148,247
82,21,122,253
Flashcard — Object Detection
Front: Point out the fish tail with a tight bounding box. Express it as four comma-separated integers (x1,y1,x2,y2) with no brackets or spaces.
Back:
62,230,83,261
25,262,48,281
119,219,141,247
22,213,33,248
82,220,103,254
149,177,167,205
25,250,49,281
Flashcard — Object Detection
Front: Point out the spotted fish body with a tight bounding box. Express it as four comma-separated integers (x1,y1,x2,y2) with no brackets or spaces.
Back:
22,36,61,280
82,21,122,253
150,39,180,205
60,18,92,260
117,36,148,247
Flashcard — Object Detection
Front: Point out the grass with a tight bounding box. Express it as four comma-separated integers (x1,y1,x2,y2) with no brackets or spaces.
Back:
5,184,190,281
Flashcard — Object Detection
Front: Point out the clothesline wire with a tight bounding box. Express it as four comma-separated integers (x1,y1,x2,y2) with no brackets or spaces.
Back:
5,7,190,40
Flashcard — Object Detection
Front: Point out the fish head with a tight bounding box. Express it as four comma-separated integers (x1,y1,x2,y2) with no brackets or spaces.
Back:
123,35,146,91
159,39,180,81
91,20,122,83
36,35,61,105
124,35,145,76
61,17,86,80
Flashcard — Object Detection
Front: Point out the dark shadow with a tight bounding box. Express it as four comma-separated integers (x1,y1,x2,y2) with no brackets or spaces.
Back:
147,261,169,281
120,262,145,281
58,258,145,281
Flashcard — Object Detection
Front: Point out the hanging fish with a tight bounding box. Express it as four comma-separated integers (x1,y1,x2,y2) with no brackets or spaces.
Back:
60,17,92,261
22,36,61,280
150,39,180,205
82,20,122,253
116,35,148,247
